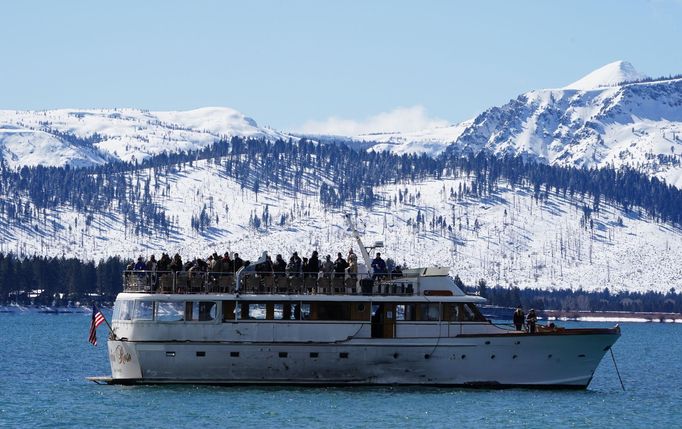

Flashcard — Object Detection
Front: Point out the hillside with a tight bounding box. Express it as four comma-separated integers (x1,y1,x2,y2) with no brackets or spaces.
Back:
1,140,681,294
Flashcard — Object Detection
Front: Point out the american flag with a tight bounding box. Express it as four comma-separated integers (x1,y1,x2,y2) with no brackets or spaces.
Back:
89,304,105,346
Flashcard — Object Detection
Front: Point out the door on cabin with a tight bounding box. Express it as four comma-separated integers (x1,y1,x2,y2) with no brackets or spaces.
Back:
371,303,395,339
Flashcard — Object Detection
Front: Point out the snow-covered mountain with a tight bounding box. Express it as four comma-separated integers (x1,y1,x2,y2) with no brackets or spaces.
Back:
362,61,682,187
451,61,682,186
0,107,290,168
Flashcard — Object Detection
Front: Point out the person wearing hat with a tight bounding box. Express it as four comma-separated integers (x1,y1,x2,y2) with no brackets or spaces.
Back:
513,305,525,331
526,308,538,334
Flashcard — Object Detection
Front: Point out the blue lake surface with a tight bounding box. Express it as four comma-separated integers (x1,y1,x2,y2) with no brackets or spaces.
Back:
0,312,679,428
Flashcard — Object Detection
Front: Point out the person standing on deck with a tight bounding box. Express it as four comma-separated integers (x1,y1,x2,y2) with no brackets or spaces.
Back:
513,306,525,331
526,309,538,334
347,249,358,278
321,255,334,278
273,254,287,276
333,253,348,277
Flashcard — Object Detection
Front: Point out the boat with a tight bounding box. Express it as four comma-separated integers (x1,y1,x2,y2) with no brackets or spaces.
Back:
96,219,620,389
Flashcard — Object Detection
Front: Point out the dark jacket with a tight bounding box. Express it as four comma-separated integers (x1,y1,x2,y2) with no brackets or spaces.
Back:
307,255,320,275
334,257,348,276
513,309,525,326
371,257,387,274
273,257,287,276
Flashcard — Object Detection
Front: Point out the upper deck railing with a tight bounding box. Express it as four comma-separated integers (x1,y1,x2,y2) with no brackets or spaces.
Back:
122,270,417,296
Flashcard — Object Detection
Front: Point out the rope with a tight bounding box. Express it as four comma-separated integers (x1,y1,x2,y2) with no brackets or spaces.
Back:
610,348,625,391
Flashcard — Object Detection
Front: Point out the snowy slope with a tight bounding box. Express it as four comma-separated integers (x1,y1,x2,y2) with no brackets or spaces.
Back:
0,126,111,168
0,107,290,168
2,155,681,294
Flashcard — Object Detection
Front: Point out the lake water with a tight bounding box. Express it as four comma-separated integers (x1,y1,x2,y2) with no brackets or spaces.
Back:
0,312,679,428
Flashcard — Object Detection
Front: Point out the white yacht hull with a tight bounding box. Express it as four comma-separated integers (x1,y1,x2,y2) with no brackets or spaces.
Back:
107,330,618,388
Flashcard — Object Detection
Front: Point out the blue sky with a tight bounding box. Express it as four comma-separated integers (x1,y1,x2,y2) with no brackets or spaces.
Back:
1,0,680,133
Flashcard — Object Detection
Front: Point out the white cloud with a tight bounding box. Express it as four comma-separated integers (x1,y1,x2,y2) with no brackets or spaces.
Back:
295,105,450,136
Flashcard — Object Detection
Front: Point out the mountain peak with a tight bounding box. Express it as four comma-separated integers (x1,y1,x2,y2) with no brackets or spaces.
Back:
563,60,647,90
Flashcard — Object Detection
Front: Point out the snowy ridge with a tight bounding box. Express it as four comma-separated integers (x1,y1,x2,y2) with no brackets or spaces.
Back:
563,60,647,90
0,107,291,168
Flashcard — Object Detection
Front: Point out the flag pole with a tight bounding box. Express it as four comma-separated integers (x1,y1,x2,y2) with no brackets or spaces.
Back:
101,312,117,340
95,304,117,340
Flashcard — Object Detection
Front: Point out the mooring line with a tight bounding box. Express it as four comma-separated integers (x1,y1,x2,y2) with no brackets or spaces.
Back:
610,348,625,391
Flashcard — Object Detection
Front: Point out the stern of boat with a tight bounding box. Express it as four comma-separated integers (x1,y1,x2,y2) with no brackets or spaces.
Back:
107,339,142,381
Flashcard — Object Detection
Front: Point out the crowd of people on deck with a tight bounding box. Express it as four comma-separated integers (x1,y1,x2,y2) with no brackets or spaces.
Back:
127,249,403,280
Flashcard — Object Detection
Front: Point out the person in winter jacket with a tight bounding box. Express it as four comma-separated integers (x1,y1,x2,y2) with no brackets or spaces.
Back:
273,254,287,276
334,253,348,277
321,255,334,278
134,256,146,271
526,309,538,333
233,253,244,271
169,253,183,272
306,251,320,277
347,249,358,277
513,306,525,331
371,253,387,278
288,252,302,276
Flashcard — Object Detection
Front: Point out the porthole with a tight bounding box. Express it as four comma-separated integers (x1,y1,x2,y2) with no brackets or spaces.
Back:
310,352,319,358
357,303,366,312
424,354,431,359
512,354,518,359
461,354,466,359
339,352,349,359
196,351,206,357
230,351,239,357
490,355,495,359
279,352,288,358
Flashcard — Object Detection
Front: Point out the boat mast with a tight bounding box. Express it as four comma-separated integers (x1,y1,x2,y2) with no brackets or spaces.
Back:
344,213,373,275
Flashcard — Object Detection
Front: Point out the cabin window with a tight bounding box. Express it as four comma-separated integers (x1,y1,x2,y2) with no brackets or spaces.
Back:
417,303,440,321
316,302,351,321
463,303,487,322
113,300,133,321
441,303,485,321
132,301,154,320
246,303,267,320
274,303,297,320
300,303,311,320
156,301,185,322
395,304,416,321
186,301,217,321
